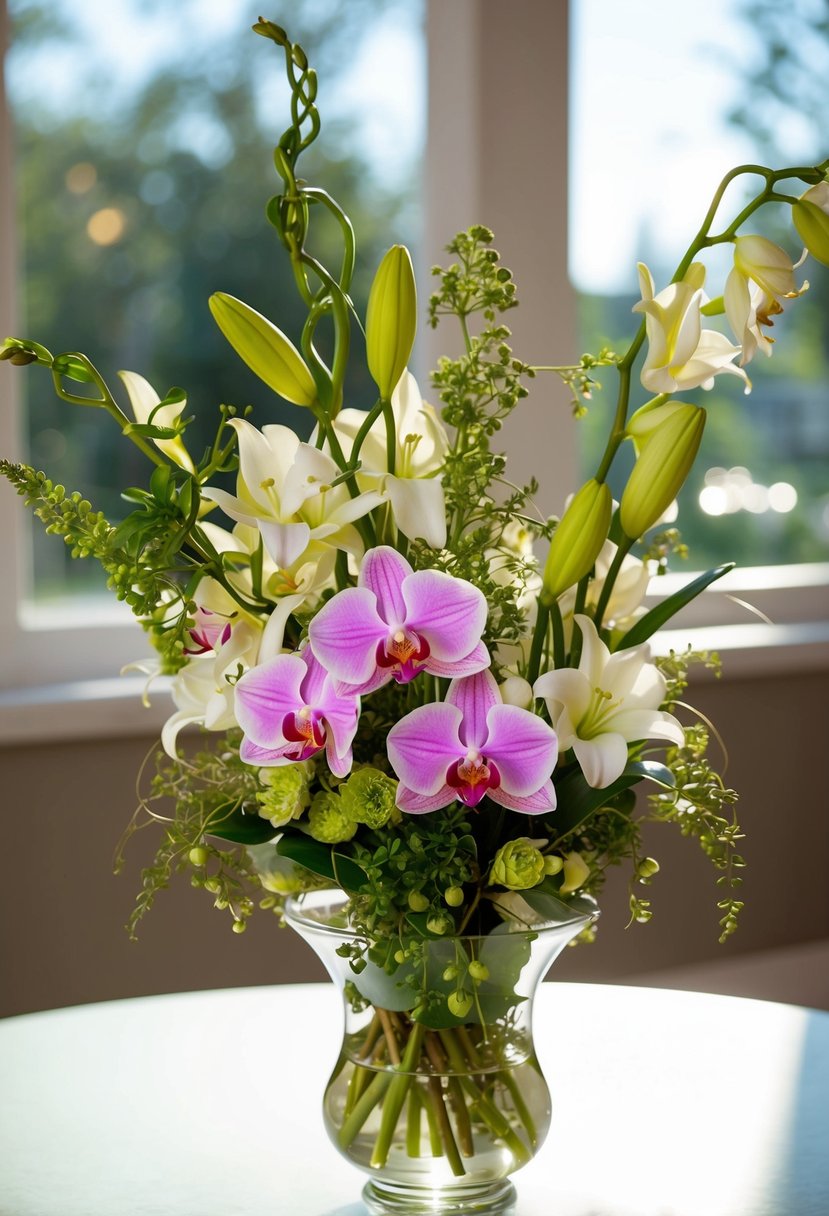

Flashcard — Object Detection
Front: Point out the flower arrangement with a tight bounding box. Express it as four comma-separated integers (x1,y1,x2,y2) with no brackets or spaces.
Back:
2,20,828,1203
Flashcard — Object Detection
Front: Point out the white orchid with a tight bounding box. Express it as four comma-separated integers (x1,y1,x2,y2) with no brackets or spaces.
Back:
201,418,383,570
724,236,807,365
634,262,749,394
332,370,449,548
533,614,684,789
119,370,195,473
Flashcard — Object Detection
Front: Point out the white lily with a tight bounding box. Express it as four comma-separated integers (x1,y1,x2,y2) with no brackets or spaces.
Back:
119,370,195,473
558,540,650,639
332,370,449,548
634,262,749,394
724,236,807,366
533,613,684,789
201,418,383,570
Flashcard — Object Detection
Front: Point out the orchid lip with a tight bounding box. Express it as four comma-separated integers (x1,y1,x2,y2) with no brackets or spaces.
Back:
375,631,430,683
445,754,501,807
281,708,326,759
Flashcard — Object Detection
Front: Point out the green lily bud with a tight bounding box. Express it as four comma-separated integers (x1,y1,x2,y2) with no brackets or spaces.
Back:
365,244,417,399
307,792,357,844
490,838,546,891
542,479,612,600
620,404,705,539
209,292,317,406
339,767,398,829
793,183,829,267
626,399,687,455
559,851,591,895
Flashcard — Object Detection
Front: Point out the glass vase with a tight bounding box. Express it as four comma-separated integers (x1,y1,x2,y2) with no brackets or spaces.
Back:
285,889,596,1215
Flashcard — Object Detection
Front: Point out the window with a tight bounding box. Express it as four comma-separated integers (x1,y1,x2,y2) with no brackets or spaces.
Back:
569,0,829,656
0,1,825,741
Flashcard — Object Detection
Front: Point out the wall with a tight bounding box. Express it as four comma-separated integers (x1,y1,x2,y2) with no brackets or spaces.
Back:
2,667,826,1018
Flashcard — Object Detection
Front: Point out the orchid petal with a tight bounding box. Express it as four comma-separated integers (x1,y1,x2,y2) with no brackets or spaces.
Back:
483,704,559,796
425,641,490,679
239,737,292,766
572,733,629,789
297,647,329,707
325,739,354,779
387,703,464,795
396,784,455,814
402,570,487,660
359,546,412,625
308,586,388,686
234,653,307,746
488,779,556,815
446,671,500,749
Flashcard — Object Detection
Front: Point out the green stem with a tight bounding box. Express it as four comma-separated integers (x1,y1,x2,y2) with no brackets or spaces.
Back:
592,535,634,634
526,597,551,685
369,1020,426,1168
550,598,565,670
337,1070,391,1149
406,1087,422,1158
427,1076,466,1176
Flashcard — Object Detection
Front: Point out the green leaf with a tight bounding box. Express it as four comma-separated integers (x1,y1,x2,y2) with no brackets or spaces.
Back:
616,563,734,649
553,760,674,837
276,833,367,893
124,422,180,440
53,352,96,383
205,803,278,844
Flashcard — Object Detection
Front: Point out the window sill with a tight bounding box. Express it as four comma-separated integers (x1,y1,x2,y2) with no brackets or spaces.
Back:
1,621,827,747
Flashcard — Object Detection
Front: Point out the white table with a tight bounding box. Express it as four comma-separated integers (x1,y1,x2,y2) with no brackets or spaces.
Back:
1,983,827,1216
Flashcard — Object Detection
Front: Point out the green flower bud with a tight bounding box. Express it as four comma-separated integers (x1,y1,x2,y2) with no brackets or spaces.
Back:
307,792,357,844
637,856,660,879
467,960,489,982
232,919,247,934
625,399,687,455
426,914,451,936
542,479,612,600
188,846,209,867
394,949,407,965
408,890,430,912
365,244,417,399
559,851,591,895
340,767,398,829
256,763,311,828
543,855,564,876
442,964,459,981
204,878,221,894
447,990,473,1018
620,404,705,539
793,183,829,267
209,292,317,406
489,838,546,890
444,886,464,907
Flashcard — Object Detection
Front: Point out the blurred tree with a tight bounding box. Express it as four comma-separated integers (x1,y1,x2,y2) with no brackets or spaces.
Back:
8,0,422,595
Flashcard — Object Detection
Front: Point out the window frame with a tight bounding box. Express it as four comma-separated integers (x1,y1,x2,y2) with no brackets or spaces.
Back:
1,0,827,744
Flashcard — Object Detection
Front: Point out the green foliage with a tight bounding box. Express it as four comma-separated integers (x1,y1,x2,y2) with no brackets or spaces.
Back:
115,732,270,939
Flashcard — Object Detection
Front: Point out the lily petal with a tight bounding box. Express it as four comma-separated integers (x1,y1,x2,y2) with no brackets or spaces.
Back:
385,475,447,549
572,733,629,788
258,520,312,571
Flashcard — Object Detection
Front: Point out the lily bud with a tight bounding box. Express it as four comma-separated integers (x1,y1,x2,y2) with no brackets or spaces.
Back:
542,479,612,601
365,244,417,399
209,292,317,406
620,404,705,539
626,399,687,455
793,182,829,267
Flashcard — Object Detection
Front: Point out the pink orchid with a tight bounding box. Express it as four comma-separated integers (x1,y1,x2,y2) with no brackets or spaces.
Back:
234,646,359,778
387,670,558,815
184,606,233,656
308,546,489,695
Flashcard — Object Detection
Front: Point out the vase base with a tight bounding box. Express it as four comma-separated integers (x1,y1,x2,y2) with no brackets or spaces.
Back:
362,1176,516,1215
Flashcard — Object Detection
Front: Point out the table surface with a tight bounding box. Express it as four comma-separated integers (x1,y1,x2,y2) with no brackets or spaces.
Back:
1,982,827,1216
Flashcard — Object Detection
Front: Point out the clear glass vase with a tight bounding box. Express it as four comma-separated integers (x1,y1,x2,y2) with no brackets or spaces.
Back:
285,889,596,1215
